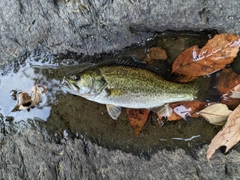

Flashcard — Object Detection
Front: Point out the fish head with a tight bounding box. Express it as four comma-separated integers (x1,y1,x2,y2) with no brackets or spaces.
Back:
62,68,107,99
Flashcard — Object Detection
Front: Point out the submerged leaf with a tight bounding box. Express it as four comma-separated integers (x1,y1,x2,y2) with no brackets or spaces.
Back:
217,68,240,94
157,101,206,121
144,47,167,63
216,68,240,109
200,103,232,125
207,104,240,160
172,34,240,76
126,108,150,135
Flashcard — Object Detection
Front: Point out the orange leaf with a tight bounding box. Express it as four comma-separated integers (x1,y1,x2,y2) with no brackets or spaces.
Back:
207,104,240,161
144,47,167,63
126,108,150,135
157,101,207,121
172,34,240,76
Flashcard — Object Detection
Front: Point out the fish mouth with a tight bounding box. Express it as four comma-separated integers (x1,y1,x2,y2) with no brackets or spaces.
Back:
61,77,80,95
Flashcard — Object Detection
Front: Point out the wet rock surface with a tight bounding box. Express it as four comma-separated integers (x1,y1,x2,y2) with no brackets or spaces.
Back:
1,0,240,179
1,0,240,64
1,129,240,179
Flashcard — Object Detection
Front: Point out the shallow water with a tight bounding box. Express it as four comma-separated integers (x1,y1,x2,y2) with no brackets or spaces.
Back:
1,30,234,156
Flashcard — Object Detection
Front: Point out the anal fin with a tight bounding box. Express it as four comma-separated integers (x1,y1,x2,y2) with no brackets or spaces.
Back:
106,104,122,120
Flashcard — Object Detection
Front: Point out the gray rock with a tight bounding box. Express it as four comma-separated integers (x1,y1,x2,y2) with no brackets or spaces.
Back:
1,0,240,64
1,129,240,179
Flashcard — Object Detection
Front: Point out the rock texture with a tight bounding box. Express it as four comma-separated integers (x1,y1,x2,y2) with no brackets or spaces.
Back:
1,0,240,64
1,0,240,179
1,129,240,179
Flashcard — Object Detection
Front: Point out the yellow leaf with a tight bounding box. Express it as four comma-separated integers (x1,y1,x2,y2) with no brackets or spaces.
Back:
200,103,232,125
207,104,240,160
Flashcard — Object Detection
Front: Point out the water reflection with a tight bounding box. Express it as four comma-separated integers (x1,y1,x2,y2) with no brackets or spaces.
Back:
0,63,61,122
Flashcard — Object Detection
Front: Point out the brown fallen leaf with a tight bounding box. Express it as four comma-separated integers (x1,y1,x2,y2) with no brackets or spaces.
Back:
12,92,32,111
200,103,232,125
207,104,240,161
126,108,150,135
157,101,207,122
221,84,240,109
144,47,167,63
172,34,240,76
217,68,240,94
12,84,47,111
216,68,240,109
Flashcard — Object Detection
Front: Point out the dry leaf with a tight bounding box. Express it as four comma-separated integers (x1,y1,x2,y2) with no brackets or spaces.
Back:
144,47,167,63
12,92,32,111
126,108,150,135
31,85,43,106
207,104,240,160
157,101,207,121
200,103,232,125
12,85,47,111
172,34,240,76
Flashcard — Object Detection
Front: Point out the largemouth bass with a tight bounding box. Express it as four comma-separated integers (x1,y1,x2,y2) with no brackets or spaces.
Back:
62,65,199,119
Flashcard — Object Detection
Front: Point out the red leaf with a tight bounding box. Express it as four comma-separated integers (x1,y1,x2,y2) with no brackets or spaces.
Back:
126,108,150,135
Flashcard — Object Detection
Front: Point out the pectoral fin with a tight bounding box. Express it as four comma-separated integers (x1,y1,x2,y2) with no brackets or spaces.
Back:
106,104,122,120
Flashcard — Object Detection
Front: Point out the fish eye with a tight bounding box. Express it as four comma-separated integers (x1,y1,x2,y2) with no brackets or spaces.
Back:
74,75,81,81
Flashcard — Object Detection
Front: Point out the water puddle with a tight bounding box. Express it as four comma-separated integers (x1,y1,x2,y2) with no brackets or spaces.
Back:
1,30,229,156
0,65,57,122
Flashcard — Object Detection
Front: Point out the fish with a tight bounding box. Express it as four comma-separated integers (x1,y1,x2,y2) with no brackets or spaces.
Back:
62,65,199,120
